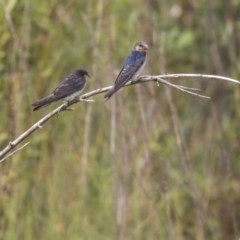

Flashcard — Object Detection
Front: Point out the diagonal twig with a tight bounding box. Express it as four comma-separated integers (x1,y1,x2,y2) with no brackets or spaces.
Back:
0,142,30,163
156,78,210,99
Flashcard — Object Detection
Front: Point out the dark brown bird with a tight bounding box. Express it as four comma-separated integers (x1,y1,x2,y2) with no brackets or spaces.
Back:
32,69,90,111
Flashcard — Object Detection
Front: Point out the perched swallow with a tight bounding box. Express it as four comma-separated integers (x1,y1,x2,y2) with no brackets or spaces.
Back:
104,41,148,100
32,69,90,111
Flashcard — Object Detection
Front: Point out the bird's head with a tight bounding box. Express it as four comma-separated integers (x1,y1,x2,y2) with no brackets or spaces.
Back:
76,69,91,78
134,41,148,52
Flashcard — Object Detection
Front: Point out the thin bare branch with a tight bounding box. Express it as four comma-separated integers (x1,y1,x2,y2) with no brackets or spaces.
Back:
0,73,239,161
157,78,210,99
0,142,30,163
149,73,240,84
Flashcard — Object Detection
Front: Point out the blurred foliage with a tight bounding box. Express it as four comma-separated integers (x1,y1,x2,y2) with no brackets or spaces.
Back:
1,0,240,239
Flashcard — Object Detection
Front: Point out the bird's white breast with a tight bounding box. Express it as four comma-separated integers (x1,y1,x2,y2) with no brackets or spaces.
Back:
63,83,86,101
132,58,146,81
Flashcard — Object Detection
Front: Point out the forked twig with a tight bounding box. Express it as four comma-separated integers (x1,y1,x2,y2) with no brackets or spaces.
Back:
156,78,210,99
0,142,30,162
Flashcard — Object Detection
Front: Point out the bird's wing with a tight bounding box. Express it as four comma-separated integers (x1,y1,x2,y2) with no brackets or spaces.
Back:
52,73,86,100
113,51,146,92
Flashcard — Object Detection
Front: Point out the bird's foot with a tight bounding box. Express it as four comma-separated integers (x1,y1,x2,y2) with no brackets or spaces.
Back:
63,101,75,111
56,104,74,117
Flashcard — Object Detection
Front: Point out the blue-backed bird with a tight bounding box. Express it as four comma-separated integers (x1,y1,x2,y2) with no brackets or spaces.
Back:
32,69,90,111
104,41,148,100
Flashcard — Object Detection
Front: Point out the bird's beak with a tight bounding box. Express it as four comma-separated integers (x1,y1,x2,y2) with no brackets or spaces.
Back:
144,44,149,50
86,74,91,78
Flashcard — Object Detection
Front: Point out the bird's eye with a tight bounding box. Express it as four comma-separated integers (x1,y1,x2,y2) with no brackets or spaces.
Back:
139,44,143,47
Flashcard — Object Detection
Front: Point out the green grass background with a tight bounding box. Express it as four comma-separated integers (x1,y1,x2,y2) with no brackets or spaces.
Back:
1,0,240,239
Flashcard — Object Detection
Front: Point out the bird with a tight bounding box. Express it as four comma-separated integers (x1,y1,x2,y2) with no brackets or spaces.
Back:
32,69,90,111
104,40,148,100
